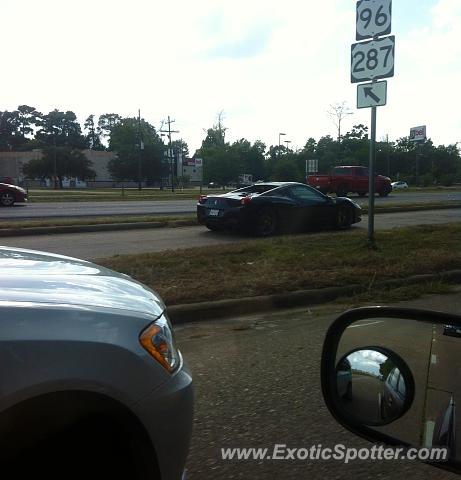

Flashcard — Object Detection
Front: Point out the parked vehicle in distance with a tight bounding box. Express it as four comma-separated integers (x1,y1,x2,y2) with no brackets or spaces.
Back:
0,182,27,206
208,181,220,189
307,166,392,197
391,181,409,189
0,246,193,479
197,182,361,236
0,176,15,185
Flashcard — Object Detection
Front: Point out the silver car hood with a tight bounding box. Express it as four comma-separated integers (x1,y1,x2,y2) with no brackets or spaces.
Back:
0,246,165,318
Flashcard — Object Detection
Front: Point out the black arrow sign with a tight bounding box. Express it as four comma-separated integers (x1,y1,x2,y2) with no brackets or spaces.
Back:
363,87,380,103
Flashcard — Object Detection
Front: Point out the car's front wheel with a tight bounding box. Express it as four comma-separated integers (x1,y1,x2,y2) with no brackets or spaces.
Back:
336,206,353,229
379,185,392,197
0,192,15,206
254,208,278,236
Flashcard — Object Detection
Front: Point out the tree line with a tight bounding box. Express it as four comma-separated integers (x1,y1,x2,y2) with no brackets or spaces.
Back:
198,121,461,187
1,105,460,187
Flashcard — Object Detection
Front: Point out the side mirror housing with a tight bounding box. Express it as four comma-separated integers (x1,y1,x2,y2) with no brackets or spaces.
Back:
321,307,461,473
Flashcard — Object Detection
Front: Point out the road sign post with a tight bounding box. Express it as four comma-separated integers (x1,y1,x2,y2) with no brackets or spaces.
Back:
351,0,394,246
368,105,377,240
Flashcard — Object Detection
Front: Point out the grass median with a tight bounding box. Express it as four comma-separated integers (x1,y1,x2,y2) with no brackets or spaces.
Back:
27,187,223,203
97,223,461,306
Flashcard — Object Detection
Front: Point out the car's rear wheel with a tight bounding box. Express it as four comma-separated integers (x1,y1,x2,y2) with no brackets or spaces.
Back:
205,222,222,232
336,206,353,229
0,192,14,206
254,208,278,236
336,185,348,197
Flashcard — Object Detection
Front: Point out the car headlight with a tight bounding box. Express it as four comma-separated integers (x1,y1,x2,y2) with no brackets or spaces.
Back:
139,314,180,372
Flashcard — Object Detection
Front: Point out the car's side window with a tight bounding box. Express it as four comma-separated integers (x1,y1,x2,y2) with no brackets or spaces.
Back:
287,185,326,202
356,168,369,177
333,167,352,176
264,187,289,198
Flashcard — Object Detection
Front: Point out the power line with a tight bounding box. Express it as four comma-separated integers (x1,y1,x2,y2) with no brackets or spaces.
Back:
160,116,179,192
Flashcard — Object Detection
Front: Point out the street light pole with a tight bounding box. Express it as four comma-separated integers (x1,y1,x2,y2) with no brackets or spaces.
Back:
53,130,57,189
278,132,286,154
284,140,292,151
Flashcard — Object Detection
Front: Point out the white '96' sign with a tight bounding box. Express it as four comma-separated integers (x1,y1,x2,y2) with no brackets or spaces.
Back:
356,0,392,40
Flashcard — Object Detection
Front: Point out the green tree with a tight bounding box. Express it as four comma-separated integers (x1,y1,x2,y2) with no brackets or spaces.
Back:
0,111,20,150
341,125,369,167
271,156,302,181
17,105,40,138
231,139,267,181
315,135,338,173
35,110,86,149
108,117,164,185
171,139,189,157
84,115,104,150
23,147,95,188
196,116,242,186
98,113,122,145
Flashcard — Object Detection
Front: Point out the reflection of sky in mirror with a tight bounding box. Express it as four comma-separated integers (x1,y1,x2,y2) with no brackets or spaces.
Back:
348,350,388,376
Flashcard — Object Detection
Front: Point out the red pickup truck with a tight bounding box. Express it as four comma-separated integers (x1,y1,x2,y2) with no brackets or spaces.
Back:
307,166,392,197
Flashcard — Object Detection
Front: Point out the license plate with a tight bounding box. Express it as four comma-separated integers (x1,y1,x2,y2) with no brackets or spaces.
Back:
208,209,220,216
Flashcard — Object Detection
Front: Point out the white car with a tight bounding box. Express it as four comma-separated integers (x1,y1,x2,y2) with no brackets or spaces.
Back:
391,181,409,189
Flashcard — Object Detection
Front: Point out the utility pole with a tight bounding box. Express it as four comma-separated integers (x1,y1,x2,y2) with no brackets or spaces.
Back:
386,134,390,177
138,109,143,191
160,116,179,192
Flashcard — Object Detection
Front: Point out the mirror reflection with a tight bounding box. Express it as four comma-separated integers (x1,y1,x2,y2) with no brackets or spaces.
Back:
336,349,409,426
334,317,461,461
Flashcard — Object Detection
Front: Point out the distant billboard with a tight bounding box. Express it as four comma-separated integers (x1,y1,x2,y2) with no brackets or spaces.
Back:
183,157,203,167
409,126,426,142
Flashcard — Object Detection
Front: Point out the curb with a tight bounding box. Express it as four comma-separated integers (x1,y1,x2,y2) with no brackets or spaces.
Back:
361,203,461,214
0,219,197,237
167,270,461,324
0,203,460,238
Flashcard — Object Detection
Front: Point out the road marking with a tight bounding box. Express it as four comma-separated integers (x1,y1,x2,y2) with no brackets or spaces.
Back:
348,321,385,329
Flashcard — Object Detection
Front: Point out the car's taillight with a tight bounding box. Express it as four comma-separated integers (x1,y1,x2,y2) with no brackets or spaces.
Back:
241,196,252,205
198,195,207,204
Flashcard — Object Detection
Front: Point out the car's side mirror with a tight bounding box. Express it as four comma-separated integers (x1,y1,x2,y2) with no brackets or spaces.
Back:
321,307,461,473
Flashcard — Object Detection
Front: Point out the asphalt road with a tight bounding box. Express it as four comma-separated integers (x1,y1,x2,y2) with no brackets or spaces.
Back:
2,190,461,220
0,208,459,260
176,289,461,479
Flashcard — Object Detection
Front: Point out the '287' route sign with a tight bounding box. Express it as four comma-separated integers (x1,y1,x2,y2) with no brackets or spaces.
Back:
351,35,395,83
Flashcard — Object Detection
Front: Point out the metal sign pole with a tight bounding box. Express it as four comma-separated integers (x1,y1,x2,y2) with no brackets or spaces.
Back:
368,105,377,244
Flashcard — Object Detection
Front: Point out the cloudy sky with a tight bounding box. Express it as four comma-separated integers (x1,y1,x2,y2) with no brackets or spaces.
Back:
3,0,460,153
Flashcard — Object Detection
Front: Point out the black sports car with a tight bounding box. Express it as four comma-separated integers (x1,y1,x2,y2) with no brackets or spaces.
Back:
197,182,361,236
